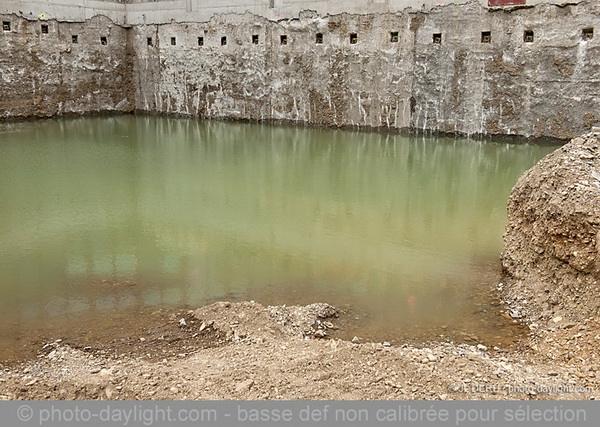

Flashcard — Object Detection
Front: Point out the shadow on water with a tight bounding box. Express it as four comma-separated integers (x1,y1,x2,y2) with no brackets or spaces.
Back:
0,116,559,361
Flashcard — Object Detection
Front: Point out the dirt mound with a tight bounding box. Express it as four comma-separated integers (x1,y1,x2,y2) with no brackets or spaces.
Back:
193,301,339,342
502,132,600,326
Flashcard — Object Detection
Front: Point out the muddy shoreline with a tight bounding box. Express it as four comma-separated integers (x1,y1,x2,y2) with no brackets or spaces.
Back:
0,299,598,400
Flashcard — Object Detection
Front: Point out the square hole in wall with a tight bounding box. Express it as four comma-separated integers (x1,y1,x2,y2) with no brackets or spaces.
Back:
582,28,594,41
2,21,11,32
481,31,492,43
41,24,48,34
221,36,227,46
433,33,442,44
100,36,107,45
315,33,323,44
72,35,78,44
390,32,399,43
171,37,176,46
280,35,288,45
523,30,534,43
252,34,259,44
147,37,153,46
198,36,204,46
350,33,358,44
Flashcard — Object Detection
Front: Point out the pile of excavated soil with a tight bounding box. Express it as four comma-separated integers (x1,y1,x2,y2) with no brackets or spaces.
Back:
502,132,600,326
0,301,598,400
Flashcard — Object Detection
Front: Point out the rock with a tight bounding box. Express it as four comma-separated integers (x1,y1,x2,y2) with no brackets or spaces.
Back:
90,368,101,374
548,371,559,377
24,379,37,387
314,330,326,338
383,342,391,348
509,310,521,319
235,379,254,392
178,318,187,327
477,344,488,352
199,322,207,332
170,387,179,393
427,354,438,362
552,316,563,324
351,336,360,344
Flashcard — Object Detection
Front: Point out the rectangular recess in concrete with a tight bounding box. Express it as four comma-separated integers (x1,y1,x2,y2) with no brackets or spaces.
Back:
72,35,78,43
582,28,594,41
2,21,10,31
390,31,399,42
198,36,204,46
252,34,259,44
280,34,287,45
350,33,358,44
147,37,153,46
221,36,227,46
171,37,176,45
41,24,48,34
316,33,323,44
481,31,491,43
101,36,107,45
524,30,534,43
433,33,442,44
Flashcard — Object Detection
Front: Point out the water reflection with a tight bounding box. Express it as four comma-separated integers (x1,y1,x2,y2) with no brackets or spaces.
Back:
0,116,559,344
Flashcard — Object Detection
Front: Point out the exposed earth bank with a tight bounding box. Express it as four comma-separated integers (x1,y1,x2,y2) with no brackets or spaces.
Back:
1,134,599,400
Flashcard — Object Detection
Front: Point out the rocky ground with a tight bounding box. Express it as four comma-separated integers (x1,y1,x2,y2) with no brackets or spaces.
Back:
0,301,598,400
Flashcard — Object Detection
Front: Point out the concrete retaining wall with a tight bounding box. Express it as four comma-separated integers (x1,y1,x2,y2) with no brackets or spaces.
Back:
1,0,599,139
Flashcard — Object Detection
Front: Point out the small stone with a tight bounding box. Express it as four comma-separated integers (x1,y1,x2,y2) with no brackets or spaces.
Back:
382,342,391,348
427,354,438,362
115,386,123,391
199,322,207,332
90,368,101,374
314,330,326,338
235,379,254,392
170,387,179,393
552,316,563,324
139,337,146,342
477,344,488,351
179,318,187,327
24,379,37,387
548,372,559,377
351,336,360,344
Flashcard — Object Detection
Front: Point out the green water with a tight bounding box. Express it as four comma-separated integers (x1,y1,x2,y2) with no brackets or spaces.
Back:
0,116,559,349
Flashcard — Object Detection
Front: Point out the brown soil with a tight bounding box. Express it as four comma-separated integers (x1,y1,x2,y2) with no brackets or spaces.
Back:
0,301,598,400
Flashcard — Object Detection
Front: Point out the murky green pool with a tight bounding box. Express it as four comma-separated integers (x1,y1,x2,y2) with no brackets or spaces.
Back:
0,116,559,355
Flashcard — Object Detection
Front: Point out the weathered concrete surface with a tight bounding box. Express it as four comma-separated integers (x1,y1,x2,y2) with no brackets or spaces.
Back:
132,1,600,139
2,1,600,139
0,15,133,119
132,12,416,128
502,132,600,324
